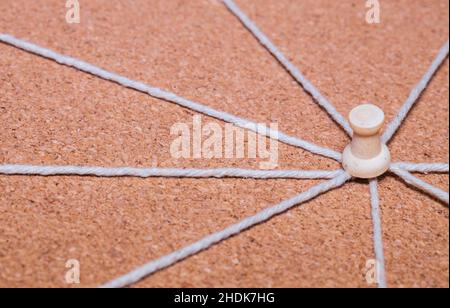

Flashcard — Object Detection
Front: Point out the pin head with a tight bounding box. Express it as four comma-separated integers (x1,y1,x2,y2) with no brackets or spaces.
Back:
349,104,385,136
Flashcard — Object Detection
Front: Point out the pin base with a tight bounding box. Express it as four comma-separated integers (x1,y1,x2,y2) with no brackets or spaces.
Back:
342,144,391,179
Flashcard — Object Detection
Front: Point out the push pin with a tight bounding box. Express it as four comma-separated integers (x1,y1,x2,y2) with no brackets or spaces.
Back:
342,104,391,179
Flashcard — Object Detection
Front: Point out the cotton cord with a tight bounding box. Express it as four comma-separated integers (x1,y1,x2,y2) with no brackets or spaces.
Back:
382,40,450,143
100,171,351,288
0,164,343,180
390,162,449,174
369,179,387,288
222,0,353,137
0,33,342,162
390,167,449,204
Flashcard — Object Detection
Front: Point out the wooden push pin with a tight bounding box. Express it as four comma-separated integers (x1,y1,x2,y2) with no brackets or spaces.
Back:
342,104,391,178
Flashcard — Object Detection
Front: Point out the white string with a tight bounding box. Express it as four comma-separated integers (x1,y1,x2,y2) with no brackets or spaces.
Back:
0,33,342,162
100,171,351,288
369,179,387,288
390,167,449,204
390,162,449,174
382,40,450,143
222,0,352,136
0,164,343,180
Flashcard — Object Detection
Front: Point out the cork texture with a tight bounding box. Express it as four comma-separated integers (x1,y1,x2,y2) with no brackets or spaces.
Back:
0,0,448,288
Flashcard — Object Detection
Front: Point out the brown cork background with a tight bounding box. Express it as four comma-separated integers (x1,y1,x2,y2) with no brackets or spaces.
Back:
0,0,448,288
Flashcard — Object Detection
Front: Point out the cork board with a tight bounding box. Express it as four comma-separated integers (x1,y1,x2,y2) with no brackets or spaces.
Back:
0,0,448,288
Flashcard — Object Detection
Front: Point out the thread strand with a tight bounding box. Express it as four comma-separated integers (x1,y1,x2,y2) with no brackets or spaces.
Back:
382,40,449,143
369,179,387,288
0,33,342,162
222,0,352,136
390,167,449,204
101,171,351,288
390,162,449,174
0,164,343,180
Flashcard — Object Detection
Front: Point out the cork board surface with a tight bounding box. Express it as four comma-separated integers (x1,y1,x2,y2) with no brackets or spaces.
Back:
0,0,448,288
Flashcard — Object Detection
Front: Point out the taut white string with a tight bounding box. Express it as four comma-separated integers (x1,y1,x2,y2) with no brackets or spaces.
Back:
369,179,387,288
390,167,449,204
390,162,449,174
0,33,342,162
222,0,352,136
382,40,449,143
101,171,351,288
0,164,343,180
